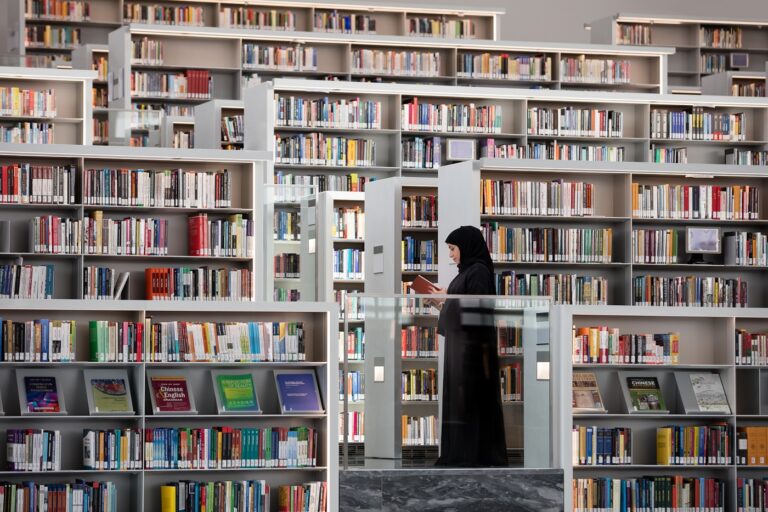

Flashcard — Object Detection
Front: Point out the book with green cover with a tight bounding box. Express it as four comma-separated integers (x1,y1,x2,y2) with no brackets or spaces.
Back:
213,372,260,413
625,376,668,413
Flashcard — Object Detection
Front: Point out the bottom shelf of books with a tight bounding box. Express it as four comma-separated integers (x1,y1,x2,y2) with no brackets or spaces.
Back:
0,300,337,512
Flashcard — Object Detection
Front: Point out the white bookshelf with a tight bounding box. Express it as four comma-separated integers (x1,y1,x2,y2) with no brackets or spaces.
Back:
0,298,338,512
702,71,767,97
160,115,194,148
0,143,275,301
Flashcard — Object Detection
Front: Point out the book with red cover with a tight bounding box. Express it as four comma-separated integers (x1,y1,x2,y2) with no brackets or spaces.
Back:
148,374,195,413
409,274,438,294
188,213,206,256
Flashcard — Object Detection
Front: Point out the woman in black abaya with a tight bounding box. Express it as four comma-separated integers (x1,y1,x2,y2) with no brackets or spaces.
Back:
429,225,507,467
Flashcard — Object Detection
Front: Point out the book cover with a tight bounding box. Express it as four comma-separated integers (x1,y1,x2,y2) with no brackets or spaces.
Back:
23,375,60,413
274,370,323,413
572,372,606,413
409,274,437,294
215,373,260,412
89,378,132,414
626,376,667,412
689,373,731,413
149,375,194,413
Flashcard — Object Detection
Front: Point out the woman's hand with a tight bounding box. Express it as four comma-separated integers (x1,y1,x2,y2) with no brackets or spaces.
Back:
423,286,447,310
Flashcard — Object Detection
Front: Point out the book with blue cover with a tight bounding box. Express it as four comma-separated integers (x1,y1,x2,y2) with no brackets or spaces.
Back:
274,369,323,413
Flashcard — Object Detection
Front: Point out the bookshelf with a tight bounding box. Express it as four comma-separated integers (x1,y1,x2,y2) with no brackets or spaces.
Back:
553,305,768,512
0,298,338,511
0,66,95,145
591,14,768,94
194,99,244,150
119,24,672,96
72,44,110,145
160,116,194,149
438,158,768,307
0,143,275,301
702,71,767,97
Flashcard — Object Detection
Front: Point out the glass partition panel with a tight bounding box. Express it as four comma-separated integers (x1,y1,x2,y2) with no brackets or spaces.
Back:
339,294,552,470
107,108,163,147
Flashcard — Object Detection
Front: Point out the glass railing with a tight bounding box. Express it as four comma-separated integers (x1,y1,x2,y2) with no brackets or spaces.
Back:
338,293,553,470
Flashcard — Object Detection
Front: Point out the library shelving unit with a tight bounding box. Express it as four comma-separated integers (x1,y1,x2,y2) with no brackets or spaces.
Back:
160,115,194,149
0,143,275,301
72,44,110,145
0,66,95,145
0,298,338,512
591,14,768,94
118,24,673,96
702,70,767,97
194,99,244,150
0,0,121,67
438,158,768,307
553,305,768,512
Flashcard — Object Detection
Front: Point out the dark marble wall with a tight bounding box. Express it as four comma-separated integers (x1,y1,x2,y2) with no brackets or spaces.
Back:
339,468,563,512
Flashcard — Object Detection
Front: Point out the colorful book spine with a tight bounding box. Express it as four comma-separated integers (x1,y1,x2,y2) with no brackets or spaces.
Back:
572,327,680,364
338,327,364,361
725,148,768,166
407,16,475,38
401,137,442,169
335,290,364,321
527,107,624,137
737,478,768,512
572,426,631,465
220,7,295,30
656,425,732,465
221,114,244,143
277,482,327,512
731,82,766,97
401,195,438,227
274,133,376,167
242,44,317,71
457,53,551,80
737,426,768,465
274,96,381,129
633,275,748,307
83,212,168,256
83,266,116,300
500,363,522,402
83,429,143,470
701,54,727,74
143,267,253,301
1,318,76,362
274,171,373,195
574,477,725,511
632,228,680,264
340,411,364,442
131,70,212,99
24,25,79,48
162,480,270,512
5,429,61,471
130,37,163,65
700,26,742,48
560,57,631,84
0,163,76,204
0,87,56,117
495,271,608,305
525,142,625,162
401,369,438,401
401,237,437,271
479,139,526,159
650,108,745,141
187,213,253,257
332,249,364,280
480,178,595,216
0,122,54,144
29,215,82,254
497,318,522,355
0,481,117,511
351,49,440,77
89,320,144,362
735,329,768,366
274,252,300,279
314,10,375,34
631,183,759,220
273,287,300,303
401,99,501,133
333,207,365,239
482,224,613,263
617,23,652,45
123,2,204,25
401,326,438,358
0,264,54,299
24,0,91,20
402,415,438,446
274,211,299,241
340,369,364,402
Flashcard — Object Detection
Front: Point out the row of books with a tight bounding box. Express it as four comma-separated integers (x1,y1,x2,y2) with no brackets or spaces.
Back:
92,86,107,108
339,327,364,361
573,477,725,511
0,87,56,118
572,426,632,466
274,134,376,167
221,114,243,143
726,148,768,166
172,128,194,150
93,118,107,145
82,266,127,300
84,212,167,256
332,249,364,280
273,287,300,303
498,319,523,355
653,146,687,164
401,326,438,358
402,136,442,169
242,44,317,72
30,215,83,254
657,424,732,465
738,427,768,465
402,415,438,446
559,57,631,84
402,237,437,271
333,206,364,240
336,290,364,321
274,211,298,241
1,318,75,362
340,410,364,443
123,3,204,26
133,103,193,119
0,263,54,299
274,172,373,196
524,142,625,162
351,49,441,77
0,481,117,511
83,168,233,208
0,122,54,144
276,481,327,512
572,327,680,365
700,26,742,48
495,272,608,305
220,7,295,30
314,12,375,34
274,252,299,279
24,0,91,20
736,328,768,366
701,54,727,74
6,429,61,471
402,195,437,228
274,96,382,129
93,53,108,81
161,480,269,512
632,275,747,307
527,108,624,138
649,109,746,141
408,17,477,39
340,369,364,402
731,82,765,97
632,228,680,264
616,23,652,46
130,70,212,100
738,478,768,512
401,99,502,133
461,53,551,83
631,183,760,220
188,213,253,257
500,362,522,402
131,36,163,65
402,369,437,401
24,25,80,48
482,224,614,263
481,178,595,217
144,267,253,301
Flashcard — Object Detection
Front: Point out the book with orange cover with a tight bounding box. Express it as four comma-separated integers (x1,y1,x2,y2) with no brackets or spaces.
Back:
409,274,437,294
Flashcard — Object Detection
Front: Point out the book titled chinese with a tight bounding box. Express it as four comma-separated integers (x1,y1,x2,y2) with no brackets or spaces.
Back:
148,374,195,413
626,376,668,413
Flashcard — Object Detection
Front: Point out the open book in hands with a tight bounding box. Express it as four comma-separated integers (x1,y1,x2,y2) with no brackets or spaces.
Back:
409,274,440,294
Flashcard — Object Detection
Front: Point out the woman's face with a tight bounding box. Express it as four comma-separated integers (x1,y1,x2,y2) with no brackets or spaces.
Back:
447,243,460,264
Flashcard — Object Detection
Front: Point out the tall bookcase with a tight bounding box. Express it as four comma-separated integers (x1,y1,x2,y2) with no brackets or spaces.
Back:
553,305,768,512
0,143,275,301
438,158,768,307
0,66,95,145
702,71,767,97
0,298,338,512
591,14,768,94
194,99,244,150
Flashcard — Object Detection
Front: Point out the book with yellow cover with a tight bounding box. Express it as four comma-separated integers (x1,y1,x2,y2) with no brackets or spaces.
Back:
656,427,673,465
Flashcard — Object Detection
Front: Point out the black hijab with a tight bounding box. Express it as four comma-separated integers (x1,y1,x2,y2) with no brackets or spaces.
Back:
445,225,494,275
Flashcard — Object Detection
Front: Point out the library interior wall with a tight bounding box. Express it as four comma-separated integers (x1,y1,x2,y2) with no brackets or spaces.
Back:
454,0,767,43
